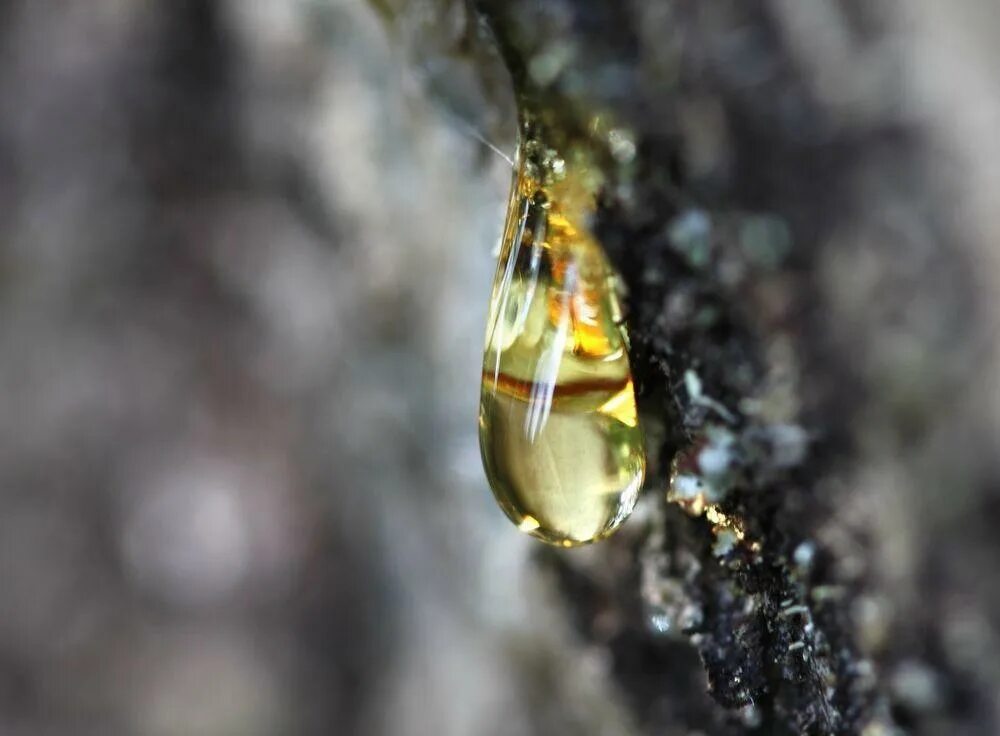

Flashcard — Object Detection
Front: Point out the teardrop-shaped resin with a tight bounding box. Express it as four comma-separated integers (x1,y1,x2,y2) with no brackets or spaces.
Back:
479,148,645,546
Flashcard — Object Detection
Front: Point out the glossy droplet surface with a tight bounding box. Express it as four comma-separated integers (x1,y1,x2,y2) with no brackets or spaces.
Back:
479,148,645,546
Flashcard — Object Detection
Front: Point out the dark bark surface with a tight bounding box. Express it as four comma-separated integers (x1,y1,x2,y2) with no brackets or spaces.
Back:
1,1,999,734
469,1,1000,734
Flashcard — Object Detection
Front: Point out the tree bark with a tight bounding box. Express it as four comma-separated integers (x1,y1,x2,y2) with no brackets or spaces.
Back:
465,1,1000,734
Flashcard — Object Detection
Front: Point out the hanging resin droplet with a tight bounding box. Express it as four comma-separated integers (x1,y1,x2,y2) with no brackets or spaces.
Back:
479,139,645,546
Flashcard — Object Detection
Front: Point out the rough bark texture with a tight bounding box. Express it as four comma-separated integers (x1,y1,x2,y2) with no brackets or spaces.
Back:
467,1,1000,734
2,1,999,734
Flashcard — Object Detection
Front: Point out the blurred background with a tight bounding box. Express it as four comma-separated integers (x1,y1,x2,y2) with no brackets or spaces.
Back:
3,1,1000,735
0,1,612,733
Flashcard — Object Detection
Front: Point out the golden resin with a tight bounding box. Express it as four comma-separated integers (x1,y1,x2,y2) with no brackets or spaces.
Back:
479,144,645,546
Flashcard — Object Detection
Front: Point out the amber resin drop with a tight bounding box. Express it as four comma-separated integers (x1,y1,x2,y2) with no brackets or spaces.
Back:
479,142,645,546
